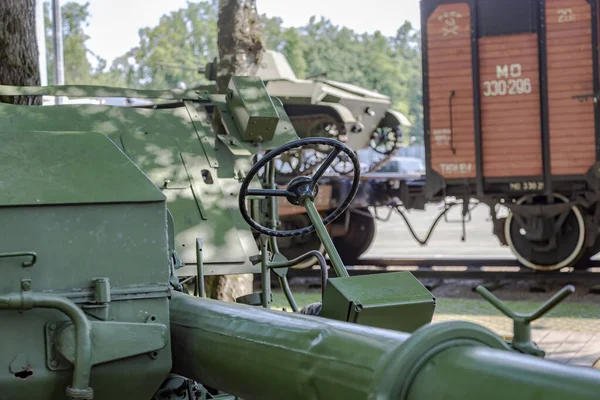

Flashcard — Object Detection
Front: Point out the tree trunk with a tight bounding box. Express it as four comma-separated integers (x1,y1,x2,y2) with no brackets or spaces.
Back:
216,0,264,92
0,0,41,105
206,0,265,301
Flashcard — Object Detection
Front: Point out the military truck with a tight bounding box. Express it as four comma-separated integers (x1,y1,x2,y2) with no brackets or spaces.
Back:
255,50,413,178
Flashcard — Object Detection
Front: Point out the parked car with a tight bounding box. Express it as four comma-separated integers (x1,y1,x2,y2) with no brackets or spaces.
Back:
361,156,425,180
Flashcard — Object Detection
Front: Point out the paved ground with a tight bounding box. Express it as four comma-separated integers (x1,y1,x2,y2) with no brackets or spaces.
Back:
363,202,600,260
432,313,600,368
364,202,512,258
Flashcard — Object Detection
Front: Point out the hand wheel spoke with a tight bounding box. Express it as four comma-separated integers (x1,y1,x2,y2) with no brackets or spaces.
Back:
311,148,341,189
247,189,296,198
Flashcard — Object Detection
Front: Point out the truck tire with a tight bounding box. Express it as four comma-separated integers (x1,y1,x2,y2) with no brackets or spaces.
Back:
333,208,376,263
298,302,322,316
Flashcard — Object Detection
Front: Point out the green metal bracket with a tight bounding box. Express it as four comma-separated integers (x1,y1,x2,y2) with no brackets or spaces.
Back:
168,250,184,292
0,289,94,399
52,319,168,367
81,278,111,320
244,232,327,311
217,134,252,156
476,284,575,357
260,237,272,308
225,76,280,142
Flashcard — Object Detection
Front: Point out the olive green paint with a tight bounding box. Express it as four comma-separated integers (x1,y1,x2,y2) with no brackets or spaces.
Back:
0,130,164,206
1,79,600,400
0,84,297,276
226,76,280,142
407,346,600,400
0,123,171,399
320,271,435,332
170,293,600,400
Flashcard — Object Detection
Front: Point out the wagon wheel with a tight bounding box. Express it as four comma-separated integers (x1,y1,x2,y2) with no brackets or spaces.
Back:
305,116,345,141
304,116,352,174
305,116,355,175
273,116,347,180
363,125,404,173
330,152,355,175
370,125,402,155
504,194,586,271
255,146,326,185
271,149,319,176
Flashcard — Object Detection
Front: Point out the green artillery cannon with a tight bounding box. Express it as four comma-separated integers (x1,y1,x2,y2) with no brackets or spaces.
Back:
0,80,599,400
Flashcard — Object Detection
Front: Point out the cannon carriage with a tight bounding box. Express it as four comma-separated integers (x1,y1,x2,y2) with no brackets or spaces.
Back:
0,77,599,399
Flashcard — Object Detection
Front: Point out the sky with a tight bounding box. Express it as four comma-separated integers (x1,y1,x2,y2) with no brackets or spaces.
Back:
67,0,421,66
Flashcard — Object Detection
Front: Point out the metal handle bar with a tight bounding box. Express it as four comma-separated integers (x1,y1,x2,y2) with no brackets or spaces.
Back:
0,251,38,267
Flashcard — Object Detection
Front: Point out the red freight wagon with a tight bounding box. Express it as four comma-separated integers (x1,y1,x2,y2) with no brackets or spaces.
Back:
421,0,600,270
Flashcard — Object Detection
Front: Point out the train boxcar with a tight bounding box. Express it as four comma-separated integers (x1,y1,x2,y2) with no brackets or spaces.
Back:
421,0,600,270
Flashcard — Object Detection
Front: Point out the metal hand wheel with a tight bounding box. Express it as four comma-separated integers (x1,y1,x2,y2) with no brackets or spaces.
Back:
239,137,361,277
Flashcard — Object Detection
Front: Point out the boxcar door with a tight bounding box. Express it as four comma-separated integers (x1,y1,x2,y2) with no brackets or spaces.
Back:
545,0,598,176
423,2,478,183
477,0,543,179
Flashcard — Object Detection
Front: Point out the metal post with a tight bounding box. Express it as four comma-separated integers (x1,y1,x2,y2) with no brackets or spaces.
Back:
52,0,64,104
260,237,271,308
302,199,349,278
35,0,47,86
195,239,206,298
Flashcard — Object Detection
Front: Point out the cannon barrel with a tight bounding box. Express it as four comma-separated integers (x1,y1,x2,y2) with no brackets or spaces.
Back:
170,292,600,400
407,346,600,400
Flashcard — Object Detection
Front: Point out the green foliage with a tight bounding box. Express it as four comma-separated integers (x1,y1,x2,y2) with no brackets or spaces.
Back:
262,17,307,78
44,1,111,85
110,0,218,89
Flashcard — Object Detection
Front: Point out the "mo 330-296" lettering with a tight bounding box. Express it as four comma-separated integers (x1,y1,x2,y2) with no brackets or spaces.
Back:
482,63,532,97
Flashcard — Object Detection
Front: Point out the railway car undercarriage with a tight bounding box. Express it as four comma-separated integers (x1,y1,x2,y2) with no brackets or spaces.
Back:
274,172,600,272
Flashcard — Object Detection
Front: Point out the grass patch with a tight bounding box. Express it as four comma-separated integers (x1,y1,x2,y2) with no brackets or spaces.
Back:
272,289,600,319
272,290,320,310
